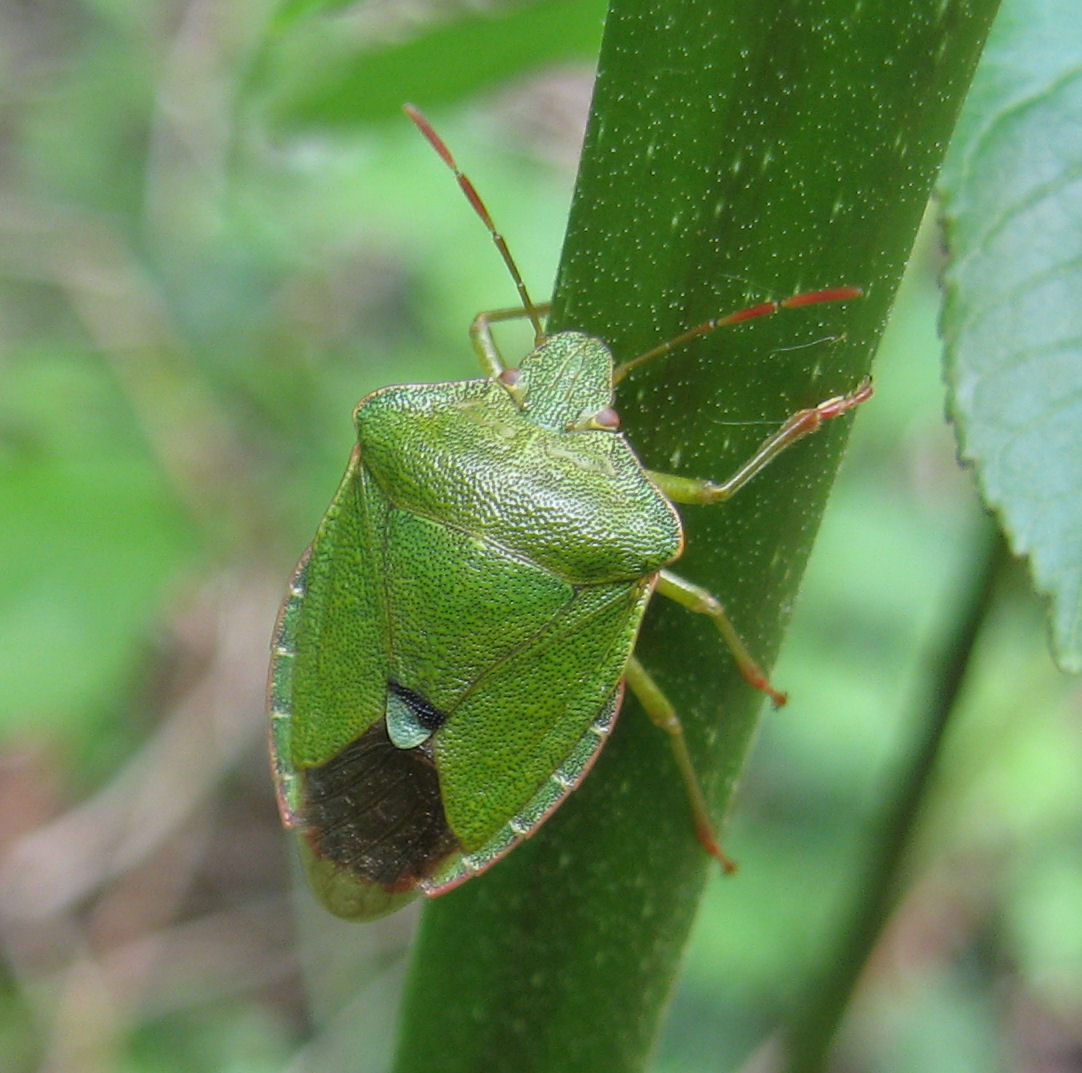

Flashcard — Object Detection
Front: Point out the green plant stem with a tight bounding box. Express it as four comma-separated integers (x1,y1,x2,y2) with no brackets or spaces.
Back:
391,2,1000,1071
782,520,1005,1073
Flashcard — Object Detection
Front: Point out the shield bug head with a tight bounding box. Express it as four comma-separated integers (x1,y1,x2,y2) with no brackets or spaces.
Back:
267,105,869,920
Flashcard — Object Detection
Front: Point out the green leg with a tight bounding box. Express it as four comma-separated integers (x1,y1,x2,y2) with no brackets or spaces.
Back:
655,570,787,706
469,303,553,383
630,383,871,870
645,384,870,702
624,655,737,874
647,380,872,505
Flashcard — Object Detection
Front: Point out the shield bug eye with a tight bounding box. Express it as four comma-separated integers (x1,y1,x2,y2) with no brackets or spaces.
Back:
594,406,620,429
566,406,621,432
498,367,527,406
499,368,523,391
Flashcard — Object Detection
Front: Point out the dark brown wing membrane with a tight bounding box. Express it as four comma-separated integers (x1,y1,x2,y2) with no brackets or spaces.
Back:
303,720,461,892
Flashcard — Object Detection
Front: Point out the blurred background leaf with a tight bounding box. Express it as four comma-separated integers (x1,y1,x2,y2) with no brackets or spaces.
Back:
254,0,606,126
0,0,1078,1072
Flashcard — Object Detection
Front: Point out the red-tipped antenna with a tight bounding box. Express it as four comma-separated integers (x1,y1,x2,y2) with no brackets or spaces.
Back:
404,104,545,344
614,286,863,382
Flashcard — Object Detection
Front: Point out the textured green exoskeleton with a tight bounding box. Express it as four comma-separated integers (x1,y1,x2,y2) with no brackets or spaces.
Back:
268,107,870,920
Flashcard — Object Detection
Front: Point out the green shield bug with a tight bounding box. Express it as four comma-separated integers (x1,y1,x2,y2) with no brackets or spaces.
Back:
268,105,871,921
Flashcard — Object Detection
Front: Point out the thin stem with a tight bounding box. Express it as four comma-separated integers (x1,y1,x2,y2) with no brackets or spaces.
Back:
782,518,1005,1073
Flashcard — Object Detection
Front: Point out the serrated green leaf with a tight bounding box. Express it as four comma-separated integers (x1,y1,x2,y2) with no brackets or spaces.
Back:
940,0,1082,672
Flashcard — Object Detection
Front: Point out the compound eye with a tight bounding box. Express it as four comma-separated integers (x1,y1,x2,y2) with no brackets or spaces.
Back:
591,406,620,430
498,367,527,407
567,406,621,432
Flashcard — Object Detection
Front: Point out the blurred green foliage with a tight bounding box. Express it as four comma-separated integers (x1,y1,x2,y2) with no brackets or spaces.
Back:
0,2,1078,1072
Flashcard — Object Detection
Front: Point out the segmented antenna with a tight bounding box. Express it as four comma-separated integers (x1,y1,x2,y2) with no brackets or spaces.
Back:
404,104,546,344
